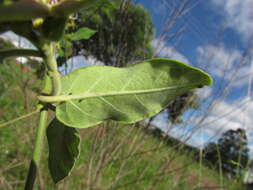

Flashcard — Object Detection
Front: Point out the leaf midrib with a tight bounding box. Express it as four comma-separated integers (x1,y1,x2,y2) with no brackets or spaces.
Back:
38,83,199,103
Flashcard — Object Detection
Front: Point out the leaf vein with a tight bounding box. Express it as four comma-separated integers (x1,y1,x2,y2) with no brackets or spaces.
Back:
69,101,99,120
99,97,128,116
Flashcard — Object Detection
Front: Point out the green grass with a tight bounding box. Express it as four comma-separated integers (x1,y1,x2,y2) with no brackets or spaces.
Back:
0,122,246,190
0,61,246,190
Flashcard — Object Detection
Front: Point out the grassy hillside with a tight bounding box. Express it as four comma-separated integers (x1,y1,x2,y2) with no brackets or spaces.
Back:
0,59,246,190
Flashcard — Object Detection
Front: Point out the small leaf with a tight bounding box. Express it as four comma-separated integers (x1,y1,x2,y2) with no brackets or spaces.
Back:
59,39,73,57
68,27,96,41
58,48,65,57
55,58,212,128
47,118,81,183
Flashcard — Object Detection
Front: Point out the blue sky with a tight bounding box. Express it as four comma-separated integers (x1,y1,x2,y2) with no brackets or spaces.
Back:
135,0,253,154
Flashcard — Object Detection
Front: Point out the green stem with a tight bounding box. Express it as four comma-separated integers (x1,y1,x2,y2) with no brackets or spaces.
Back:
24,108,48,190
41,43,61,96
24,42,61,190
0,49,43,61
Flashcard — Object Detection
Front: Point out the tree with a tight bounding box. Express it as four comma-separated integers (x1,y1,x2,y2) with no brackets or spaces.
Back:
60,0,154,67
167,91,199,123
203,128,249,175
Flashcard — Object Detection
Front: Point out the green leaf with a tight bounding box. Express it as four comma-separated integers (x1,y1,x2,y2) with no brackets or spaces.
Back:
47,118,80,183
68,27,96,41
55,58,212,128
58,39,73,57
58,48,65,57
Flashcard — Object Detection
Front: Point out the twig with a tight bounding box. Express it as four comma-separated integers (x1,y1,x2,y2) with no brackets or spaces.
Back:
0,109,40,128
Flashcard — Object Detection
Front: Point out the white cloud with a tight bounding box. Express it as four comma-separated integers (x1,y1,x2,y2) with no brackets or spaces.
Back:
209,0,253,41
16,57,28,63
84,56,104,66
2,31,35,49
196,86,213,100
248,144,253,153
201,97,253,156
152,39,189,64
196,44,253,88
61,55,104,74
248,144,253,159
1,32,43,63
192,97,253,139
167,97,253,157
64,56,88,71
197,44,242,77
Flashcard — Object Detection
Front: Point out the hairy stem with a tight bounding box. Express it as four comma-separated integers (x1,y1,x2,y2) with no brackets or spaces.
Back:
0,49,43,61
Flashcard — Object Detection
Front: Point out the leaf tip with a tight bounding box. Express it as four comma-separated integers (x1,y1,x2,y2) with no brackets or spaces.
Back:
200,70,213,87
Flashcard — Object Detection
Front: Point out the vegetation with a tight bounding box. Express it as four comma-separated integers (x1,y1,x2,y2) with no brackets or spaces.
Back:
0,62,245,189
203,128,249,175
167,91,199,124
66,0,154,67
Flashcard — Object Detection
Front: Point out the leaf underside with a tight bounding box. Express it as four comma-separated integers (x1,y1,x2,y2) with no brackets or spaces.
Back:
47,118,80,183
56,58,212,128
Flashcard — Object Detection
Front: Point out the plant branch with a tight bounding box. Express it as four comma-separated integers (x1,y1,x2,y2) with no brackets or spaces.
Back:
24,108,48,190
0,109,40,128
24,42,61,190
0,49,43,61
